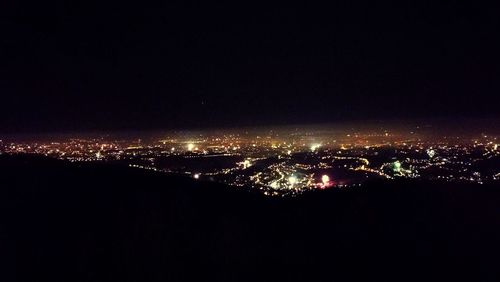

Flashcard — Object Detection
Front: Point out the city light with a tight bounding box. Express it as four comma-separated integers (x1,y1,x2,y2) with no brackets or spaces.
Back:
427,149,436,158
310,144,321,152
2,127,498,197
239,159,252,169
393,161,401,172
321,174,330,185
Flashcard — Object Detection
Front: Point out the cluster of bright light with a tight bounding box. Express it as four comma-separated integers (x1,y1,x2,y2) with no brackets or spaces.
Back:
242,159,252,169
310,144,321,152
427,149,436,158
5,131,499,196
391,161,403,175
390,160,415,177
321,174,330,185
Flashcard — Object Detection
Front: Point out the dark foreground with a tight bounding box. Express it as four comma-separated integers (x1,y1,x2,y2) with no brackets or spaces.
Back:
1,155,500,281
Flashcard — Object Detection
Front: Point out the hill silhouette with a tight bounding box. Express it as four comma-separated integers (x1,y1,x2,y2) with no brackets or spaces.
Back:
1,154,499,281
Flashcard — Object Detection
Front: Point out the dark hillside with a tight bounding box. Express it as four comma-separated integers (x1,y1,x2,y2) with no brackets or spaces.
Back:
1,155,499,281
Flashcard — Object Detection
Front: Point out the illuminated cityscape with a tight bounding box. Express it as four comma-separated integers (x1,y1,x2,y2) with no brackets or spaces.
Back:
3,1,500,280
3,124,499,196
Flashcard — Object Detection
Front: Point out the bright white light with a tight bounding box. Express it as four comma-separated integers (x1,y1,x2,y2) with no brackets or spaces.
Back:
310,144,321,152
288,175,297,185
171,147,175,152
270,181,278,189
187,143,195,151
242,159,252,169
321,174,330,185
393,161,402,173
287,150,292,155
427,149,435,158
193,173,200,179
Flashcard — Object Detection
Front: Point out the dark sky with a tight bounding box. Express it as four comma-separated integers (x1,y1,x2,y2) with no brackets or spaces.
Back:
1,2,499,133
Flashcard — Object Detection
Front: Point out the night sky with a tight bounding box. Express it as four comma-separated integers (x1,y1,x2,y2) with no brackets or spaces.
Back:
1,2,499,133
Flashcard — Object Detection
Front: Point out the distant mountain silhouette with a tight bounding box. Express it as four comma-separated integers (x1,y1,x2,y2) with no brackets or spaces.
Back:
1,154,499,281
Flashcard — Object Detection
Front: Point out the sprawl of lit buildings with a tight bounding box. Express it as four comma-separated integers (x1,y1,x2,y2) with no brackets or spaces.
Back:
1,125,499,196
